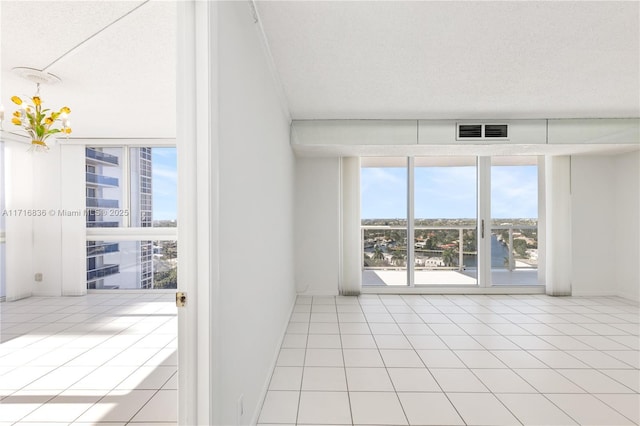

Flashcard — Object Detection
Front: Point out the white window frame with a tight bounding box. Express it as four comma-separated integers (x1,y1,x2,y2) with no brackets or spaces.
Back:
0,140,5,301
80,139,178,290
361,155,545,293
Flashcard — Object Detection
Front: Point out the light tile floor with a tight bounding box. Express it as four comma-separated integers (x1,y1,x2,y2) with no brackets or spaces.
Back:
0,293,176,426
259,294,640,426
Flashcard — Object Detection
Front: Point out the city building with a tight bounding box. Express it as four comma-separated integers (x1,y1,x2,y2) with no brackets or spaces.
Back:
85,147,153,289
0,2,638,426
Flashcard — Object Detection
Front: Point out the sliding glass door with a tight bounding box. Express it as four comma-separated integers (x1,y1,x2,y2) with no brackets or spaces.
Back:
361,156,542,288
490,156,539,285
361,157,408,286
413,157,478,285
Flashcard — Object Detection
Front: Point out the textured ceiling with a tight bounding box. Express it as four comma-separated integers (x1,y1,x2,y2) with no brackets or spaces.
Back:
1,0,176,139
257,1,640,120
1,1,637,140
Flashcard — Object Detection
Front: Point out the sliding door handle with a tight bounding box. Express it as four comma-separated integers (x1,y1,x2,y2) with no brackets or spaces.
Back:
481,219,485,238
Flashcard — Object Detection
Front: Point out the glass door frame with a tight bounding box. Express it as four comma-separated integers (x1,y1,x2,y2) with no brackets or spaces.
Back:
477,156,492,287
407,157,415,286
407,156,480,288
363,155,543,290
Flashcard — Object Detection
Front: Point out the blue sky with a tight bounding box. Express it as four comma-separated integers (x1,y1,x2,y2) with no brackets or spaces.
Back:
152,148,177,220
361,164,537,219
149,153,538,221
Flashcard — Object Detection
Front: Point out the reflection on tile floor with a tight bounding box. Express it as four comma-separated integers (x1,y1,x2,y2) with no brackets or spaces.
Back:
0,293,176,425
259,294,640,426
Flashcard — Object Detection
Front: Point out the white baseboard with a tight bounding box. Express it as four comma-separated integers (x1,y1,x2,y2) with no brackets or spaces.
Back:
571,290,617,297
297,290,339,296
32,291,63,297
62,291,88,297
250,295,297,426
7,292,32,301
616,290,640,303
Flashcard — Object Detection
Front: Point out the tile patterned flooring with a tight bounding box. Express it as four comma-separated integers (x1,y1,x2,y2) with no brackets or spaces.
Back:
259,294,640,426
1,293,638,426
0,293,176,426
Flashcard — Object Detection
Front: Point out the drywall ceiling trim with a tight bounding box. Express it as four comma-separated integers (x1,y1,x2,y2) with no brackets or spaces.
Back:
361,156,539,167
292,143,640,158
548,118,640,144
292,118,640,154
291,119,418,146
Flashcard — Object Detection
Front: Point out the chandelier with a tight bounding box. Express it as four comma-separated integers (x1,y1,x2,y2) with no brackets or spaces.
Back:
1,68,72,152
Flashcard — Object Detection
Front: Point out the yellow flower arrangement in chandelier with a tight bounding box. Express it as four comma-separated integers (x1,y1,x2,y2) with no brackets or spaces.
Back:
10,94,71,150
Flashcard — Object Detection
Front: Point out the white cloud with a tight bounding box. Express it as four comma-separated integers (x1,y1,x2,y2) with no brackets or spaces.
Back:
491,166,538,218
362,164,538,219
153,165,177,181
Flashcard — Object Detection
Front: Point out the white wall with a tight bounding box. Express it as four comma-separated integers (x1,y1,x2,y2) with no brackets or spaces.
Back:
614,151,640,301
571,155,616,296
31,144,63,296
293,152,639,300
4,140,35,301
545,156,573,295
60,144,87,296
215,2,296,424
295,157,341,295
571,151,640,300
3,142,84,299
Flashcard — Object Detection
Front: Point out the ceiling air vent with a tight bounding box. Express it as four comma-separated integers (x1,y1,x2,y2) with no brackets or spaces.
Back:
484,124,508,138
457,123,509,140
458,124,482,138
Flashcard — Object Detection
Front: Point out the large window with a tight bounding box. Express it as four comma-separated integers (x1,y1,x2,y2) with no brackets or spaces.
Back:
86,147,124,228
491,157,539,285
361,156,541,288
0,141,5,299
414,157,478,285
86,240,177,289
361,157,407,286
85,146,177,290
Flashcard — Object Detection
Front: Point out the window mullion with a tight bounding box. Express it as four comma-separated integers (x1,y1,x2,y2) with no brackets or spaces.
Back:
477,156,492,287
407,156,415,287
122,147,131,228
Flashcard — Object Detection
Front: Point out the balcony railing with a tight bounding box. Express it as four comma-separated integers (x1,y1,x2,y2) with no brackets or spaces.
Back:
492,225,538,271
87,264,119,281
85,148,119,165
86,221,120,228
86,197,119,208
85,172,118,187
86,243,119,257
362,224,537,273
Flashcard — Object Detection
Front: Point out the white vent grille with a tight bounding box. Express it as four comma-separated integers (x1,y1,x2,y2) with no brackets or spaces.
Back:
485,124,508,138
457,123,509,140
458,124,482,138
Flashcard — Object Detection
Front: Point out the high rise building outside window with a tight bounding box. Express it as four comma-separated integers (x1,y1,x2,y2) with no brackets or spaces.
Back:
85,146,177,290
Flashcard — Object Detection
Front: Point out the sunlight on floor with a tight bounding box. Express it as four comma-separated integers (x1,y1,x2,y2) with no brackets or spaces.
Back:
0,293,177,425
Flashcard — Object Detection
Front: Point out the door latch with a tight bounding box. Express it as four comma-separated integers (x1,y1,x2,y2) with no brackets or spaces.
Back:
176,292,187,307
